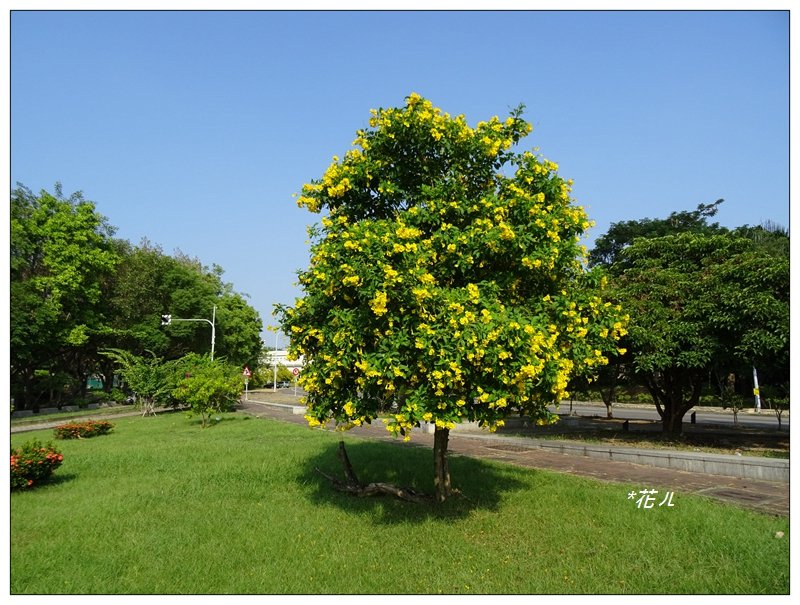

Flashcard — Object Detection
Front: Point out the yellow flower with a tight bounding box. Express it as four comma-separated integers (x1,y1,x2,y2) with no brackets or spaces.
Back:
304,415,321,428
397,225,422,239
370,291,388,316
383,265,399,282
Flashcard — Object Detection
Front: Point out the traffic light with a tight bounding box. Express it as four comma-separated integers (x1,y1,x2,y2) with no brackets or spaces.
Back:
161,314,172,326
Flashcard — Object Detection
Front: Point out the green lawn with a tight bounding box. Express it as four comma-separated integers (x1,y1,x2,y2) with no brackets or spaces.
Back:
10,412,789,594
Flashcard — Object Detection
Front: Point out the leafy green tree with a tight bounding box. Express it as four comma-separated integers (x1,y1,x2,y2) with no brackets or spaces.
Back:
761,383,789,430
10,185,262,409
277,93,626,502
588,199,725,268
613,232,789,433
106,240,263,370
100,349,176,416
103,239,175,357
172,355,243,428
215,288,264,368
10,184,120,409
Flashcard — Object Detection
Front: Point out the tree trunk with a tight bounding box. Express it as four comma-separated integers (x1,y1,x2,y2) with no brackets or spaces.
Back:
646,371,699,435
433,426,451,503
661,411,683,434
600,368,617,418
316,440,428,503
337,440,360,487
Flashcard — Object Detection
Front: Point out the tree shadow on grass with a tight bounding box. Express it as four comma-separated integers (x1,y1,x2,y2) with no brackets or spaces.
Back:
181,414,240,429
299,437,528,524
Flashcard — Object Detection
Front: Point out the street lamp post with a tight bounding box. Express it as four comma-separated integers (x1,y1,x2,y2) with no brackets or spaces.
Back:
161,305,216,360
273,329,278,392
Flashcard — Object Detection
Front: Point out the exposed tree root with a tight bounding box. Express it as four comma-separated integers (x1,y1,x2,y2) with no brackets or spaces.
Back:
314,440,431,503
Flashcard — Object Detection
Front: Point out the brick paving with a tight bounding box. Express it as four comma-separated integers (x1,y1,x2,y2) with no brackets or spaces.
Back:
239,397,790,517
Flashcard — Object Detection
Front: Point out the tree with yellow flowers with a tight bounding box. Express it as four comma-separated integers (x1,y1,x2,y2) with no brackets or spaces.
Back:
276,93,627,502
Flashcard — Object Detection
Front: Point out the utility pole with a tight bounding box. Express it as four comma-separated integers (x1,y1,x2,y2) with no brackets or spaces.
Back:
273,328,278,392
753,366,761,412
161,305,216,360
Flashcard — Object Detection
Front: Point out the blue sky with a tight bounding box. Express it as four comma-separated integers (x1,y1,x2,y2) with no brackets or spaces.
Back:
9,10,790,346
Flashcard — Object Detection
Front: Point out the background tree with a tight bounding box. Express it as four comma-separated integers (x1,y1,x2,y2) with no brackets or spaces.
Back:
103,239,175,359
588,199,725,268
10,184,264,409
214,286,264,368
611,231,789,433
726,223,790,370
100,348,177,416
10,184,120,409
101,240,263,381
569,347,632,419
277,93,626,502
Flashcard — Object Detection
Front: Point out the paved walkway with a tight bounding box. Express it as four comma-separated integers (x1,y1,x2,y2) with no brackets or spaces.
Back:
238,398,790,517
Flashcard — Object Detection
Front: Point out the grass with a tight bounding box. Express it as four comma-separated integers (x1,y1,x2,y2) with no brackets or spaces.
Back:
10,412,789,594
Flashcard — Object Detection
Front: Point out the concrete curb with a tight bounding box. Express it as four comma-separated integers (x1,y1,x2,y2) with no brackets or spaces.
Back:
563,400,789,417
248,400,789,483
243,400,306,415
452,432,789,483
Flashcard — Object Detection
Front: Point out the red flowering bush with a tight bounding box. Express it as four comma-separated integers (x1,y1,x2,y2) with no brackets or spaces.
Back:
11,440,64,490
54,420,114,440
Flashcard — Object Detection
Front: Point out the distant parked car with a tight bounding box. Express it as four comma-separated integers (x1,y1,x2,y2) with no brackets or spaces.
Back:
276,381,290,388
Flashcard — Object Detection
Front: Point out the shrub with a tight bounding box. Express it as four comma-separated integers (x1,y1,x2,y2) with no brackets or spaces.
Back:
172,355,243,428
108,388,129,404
53,420,114,440
11,440,64,490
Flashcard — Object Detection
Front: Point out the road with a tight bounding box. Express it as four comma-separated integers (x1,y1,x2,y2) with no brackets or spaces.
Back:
551,401,788,430
248,389,788,431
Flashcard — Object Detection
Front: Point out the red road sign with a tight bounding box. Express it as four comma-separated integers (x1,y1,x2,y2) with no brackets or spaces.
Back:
292,367,300,376
243,366,252,378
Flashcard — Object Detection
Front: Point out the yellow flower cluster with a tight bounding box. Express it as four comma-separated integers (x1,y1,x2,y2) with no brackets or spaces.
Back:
370,291,388,316
304,414,324,428
396,224,422,240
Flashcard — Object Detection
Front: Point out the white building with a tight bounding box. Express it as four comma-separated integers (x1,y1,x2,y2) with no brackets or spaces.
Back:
261,350,304,369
